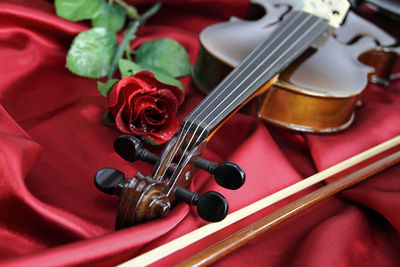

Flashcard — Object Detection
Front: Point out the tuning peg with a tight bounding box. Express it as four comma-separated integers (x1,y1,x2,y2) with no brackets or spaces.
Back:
174,186,228,222
113,135,158,164
113,135,245,190
94,168,126,195
194,159,245,190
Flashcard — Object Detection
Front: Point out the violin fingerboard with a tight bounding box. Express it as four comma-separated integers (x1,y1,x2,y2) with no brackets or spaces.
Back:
184,11,329,138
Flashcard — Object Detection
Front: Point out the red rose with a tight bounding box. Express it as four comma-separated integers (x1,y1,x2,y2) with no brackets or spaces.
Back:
108,71,184,144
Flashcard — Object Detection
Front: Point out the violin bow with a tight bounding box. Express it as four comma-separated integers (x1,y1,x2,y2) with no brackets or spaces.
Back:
119,135,400,266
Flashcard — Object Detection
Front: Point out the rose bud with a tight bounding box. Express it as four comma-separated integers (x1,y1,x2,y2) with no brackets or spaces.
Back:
108,71,184,144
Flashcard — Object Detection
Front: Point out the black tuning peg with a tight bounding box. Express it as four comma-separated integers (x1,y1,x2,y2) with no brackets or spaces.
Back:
113,134,158,164
113,135,245,190
174,186,228,222
194,159,245,190
94,168,126,195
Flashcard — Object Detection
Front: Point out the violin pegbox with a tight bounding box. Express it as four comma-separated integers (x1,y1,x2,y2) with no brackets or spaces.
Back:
303,0,350,28
94,135,245,228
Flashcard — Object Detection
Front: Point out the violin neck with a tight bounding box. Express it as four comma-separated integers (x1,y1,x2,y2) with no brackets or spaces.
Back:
183,11,329,138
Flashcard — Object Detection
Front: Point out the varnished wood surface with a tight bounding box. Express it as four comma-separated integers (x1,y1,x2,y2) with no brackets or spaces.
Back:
192,0,399,133
186,11,328,136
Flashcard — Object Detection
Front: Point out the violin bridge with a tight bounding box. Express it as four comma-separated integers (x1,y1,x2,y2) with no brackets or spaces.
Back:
303,0,350,28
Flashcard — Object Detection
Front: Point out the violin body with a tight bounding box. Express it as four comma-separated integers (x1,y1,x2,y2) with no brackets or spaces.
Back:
192,0,399,132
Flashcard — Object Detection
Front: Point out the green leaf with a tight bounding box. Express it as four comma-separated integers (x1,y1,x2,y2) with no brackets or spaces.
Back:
143,64,185,91
66,28,117,78
135,38,191,78
92,3,126,33
101,110,115,126
119,58,142,78
118,59,184,90
55,0,105,22
97,78,119,97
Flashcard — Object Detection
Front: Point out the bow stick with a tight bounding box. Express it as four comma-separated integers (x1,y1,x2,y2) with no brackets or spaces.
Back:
119,135,400,266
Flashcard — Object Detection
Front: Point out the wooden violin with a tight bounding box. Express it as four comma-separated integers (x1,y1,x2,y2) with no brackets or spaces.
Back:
94,0,352,229
192,0,400,133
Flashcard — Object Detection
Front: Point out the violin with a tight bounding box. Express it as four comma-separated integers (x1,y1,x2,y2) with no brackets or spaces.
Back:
94,0,351,229
192,0,399,133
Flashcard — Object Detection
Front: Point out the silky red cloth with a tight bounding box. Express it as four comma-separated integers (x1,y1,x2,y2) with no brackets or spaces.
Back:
1,0,400,266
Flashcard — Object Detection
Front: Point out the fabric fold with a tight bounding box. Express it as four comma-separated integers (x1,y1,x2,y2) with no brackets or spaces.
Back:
1,0,399,266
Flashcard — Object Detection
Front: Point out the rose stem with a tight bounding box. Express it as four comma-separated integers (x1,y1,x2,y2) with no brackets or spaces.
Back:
107,2,162,81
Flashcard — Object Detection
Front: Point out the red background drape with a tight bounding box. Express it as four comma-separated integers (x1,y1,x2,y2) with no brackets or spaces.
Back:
1,0,400,266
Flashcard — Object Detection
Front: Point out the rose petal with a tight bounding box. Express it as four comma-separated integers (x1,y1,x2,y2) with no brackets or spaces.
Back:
143,107,168,126
134,71,185,106
126,89,157,122
107,71,185,144
132,89,180,139
128,100,160,134
148,114,180,142
129,90,178,128
108,77,142,110
142,108,167,126
113,103,132,134
149,89,179,113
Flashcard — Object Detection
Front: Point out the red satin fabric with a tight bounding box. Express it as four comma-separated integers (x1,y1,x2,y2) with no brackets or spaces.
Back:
1,1,399,266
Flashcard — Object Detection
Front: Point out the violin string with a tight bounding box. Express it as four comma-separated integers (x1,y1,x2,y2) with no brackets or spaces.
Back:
167,13,325,191
153,11,306,181
162,12,306,187
171,15,324,189
171,14,324,189
184,12,304,125
197,16,324,136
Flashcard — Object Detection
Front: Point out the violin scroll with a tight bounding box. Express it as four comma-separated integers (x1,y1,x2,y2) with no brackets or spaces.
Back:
95,135,245,229
95,168,171,228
